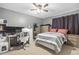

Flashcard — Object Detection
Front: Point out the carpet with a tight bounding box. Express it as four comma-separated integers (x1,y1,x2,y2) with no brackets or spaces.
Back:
2,41,79,55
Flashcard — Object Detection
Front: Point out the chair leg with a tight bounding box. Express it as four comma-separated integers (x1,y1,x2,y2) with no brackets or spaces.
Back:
22,42,29,50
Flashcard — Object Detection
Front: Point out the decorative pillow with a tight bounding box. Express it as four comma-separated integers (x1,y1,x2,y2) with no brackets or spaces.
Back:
50,29,57,32
58,29,68,34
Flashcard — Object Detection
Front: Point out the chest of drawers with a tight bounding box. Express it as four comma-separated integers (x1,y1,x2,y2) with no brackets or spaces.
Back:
67,34,79,48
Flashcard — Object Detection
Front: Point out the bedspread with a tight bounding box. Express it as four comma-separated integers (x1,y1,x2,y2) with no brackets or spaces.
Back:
36,32,67,53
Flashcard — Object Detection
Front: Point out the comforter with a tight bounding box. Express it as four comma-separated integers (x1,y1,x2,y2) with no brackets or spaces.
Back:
35,32,67,53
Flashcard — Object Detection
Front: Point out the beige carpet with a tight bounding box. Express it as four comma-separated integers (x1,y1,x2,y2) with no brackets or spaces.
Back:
2,41,79,55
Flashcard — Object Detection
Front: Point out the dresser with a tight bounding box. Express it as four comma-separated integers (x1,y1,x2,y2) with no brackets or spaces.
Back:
67,34,79,48
40,24,51,33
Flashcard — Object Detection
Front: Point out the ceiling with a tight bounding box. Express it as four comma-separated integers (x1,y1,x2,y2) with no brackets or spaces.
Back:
0,3,79,19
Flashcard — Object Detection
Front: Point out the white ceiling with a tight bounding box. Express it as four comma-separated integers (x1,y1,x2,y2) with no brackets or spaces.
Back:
0,3,79,19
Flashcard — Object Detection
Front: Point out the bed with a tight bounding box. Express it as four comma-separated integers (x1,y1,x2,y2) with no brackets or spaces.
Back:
35,32,67,53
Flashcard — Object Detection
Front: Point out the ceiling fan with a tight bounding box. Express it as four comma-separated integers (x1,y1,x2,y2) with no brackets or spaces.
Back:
30,3,48,13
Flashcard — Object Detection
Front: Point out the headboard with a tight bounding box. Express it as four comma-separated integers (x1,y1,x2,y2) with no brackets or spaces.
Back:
52,14,79,34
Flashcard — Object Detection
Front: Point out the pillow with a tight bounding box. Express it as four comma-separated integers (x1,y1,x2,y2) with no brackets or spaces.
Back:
58,29,68,34
50,29,57,32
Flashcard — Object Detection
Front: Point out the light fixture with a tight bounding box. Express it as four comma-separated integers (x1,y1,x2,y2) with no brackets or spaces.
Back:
30,3,48,14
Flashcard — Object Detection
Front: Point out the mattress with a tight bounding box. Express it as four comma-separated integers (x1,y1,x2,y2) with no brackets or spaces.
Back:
35,32,67,53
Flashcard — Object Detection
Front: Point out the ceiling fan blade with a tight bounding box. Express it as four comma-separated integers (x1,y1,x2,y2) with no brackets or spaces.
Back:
43,9,48,12
44,4,48,8
33,3,37,7
30,9,37,11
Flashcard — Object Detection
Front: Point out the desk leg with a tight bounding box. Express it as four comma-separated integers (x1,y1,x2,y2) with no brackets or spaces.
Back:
8,38,10,51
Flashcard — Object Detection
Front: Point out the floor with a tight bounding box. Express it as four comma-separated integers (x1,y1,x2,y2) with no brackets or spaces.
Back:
2,41,79,55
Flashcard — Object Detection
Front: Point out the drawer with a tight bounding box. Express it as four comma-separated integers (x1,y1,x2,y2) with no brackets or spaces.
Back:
10,37,17,46
67,40,77,46
68,34,79,47
67,38,77,46
76,39,79,48
68,38,77,42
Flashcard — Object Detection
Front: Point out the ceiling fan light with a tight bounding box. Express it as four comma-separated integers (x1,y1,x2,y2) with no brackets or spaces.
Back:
31,3,48,13
37,9,41,13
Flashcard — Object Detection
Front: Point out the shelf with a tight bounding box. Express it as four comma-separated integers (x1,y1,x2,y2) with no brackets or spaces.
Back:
0,30,6,32
0,24,6,25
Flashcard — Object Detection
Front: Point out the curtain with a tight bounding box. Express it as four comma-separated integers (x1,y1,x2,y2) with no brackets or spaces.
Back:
52,14,79,34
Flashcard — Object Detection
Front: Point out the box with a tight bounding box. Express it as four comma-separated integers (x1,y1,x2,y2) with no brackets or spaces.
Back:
0,42,8,54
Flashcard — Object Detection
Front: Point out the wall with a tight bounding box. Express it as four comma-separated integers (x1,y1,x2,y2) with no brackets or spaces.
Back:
42,10,79,25
0,7,42,27
42,17,52,25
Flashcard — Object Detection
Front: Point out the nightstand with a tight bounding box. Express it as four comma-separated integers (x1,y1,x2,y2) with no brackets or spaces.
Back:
40,24,50,33
67,34,79,48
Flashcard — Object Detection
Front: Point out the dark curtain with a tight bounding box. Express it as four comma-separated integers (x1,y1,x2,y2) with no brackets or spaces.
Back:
52,14,79,34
